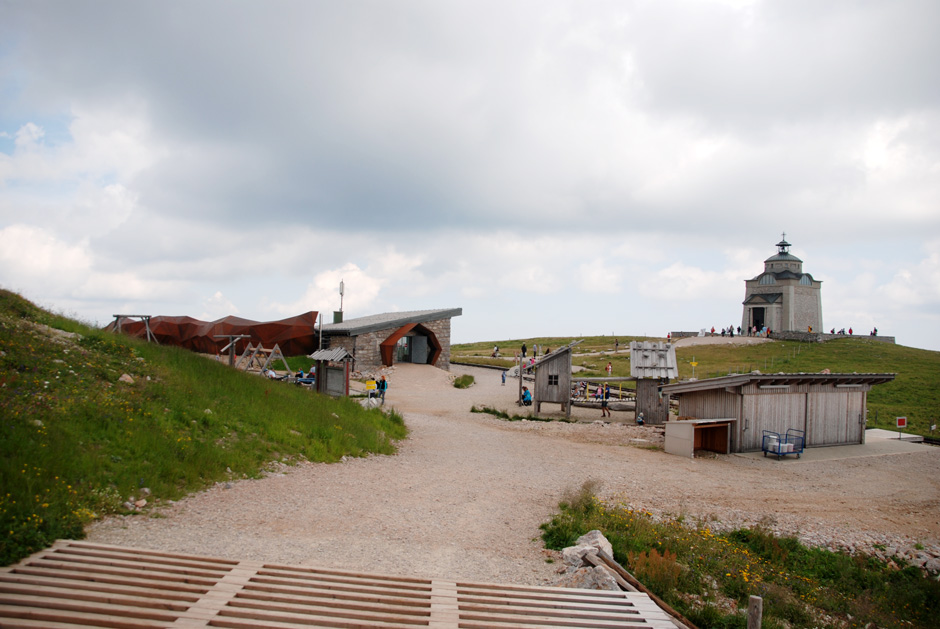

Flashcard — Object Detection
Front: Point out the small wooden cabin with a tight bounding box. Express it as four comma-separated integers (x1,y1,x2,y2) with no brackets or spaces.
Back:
661,372,896,452
308,347,355,396
532,341,581,417
629,341,678,425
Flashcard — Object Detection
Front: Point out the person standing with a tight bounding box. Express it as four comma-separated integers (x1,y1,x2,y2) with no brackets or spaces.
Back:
601,384,611,418
606,361,612,376
377,376,388,405
521,342,527,358
501,371,506,386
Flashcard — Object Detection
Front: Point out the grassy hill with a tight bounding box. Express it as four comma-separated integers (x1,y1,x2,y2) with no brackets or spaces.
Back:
0,290,407,566
453,335,940,436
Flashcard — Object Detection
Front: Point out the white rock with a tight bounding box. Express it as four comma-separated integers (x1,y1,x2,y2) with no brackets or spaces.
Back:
555,566,619,591
577,530,614,558
562,544,599,572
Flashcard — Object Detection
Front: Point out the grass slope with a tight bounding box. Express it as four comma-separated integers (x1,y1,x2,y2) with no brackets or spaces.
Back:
453,335,940,436
0,290,407,566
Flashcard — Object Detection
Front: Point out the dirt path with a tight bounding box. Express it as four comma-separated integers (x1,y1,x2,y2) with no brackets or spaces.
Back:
86,364,940,584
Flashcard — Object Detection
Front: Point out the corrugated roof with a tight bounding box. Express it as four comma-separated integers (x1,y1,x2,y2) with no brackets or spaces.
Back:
662,372,897,394
321,308,462,336
308,347,353,362
630,341,678,379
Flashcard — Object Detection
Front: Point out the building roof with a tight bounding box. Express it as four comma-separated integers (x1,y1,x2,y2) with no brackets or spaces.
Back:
765,251,803,264
630,341,679,379
743,292,782,305
321,308,462,336
308,347,354,362
662,372,896,394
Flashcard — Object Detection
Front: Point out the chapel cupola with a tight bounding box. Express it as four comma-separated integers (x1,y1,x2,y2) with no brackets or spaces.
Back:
763,232,803,274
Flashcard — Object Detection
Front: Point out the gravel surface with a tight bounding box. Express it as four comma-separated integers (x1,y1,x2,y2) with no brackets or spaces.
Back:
87,363,940,584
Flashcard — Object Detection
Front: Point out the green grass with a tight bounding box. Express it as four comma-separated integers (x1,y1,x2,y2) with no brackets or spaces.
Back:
470,405,572,423
453,374,474,389
0,290,408,566
541,483,940,629
454,335,940,436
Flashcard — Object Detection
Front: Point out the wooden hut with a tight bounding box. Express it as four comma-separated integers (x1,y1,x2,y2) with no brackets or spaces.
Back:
531,341,581,417
661,372,896,452
629,341,678,425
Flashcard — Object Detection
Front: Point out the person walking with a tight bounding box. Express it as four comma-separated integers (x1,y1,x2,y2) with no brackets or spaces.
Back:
521,342,527,358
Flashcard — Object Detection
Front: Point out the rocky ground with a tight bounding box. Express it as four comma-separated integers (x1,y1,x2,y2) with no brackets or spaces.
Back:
87,362,940,584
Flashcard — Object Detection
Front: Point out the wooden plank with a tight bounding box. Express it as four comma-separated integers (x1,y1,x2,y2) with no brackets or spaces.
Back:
235,586,433,612
224,597,432,624
16,560,218,587
249,575,433,599
258,564,433,587
7,565,212,594
211,605,432,628
0,582,191,611
35,551,231,579
0,592,182,622
0,603,170,629
0,572,201,602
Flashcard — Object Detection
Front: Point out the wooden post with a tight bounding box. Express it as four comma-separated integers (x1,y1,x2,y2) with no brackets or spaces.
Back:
747,595,762,629
518,353,523,406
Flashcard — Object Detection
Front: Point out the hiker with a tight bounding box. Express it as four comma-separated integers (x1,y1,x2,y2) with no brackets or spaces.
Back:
521,386,532,406
601,384,611,418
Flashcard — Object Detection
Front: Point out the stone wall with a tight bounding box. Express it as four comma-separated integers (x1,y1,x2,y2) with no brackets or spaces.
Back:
324,317,454,372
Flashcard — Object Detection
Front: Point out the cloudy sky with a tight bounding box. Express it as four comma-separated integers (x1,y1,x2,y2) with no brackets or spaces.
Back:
1,1,938,351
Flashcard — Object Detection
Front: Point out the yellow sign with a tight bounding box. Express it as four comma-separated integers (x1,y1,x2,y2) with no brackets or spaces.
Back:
690,362,698,367
366,380,377,390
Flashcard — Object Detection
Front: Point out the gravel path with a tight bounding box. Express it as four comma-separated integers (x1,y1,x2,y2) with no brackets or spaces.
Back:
87,363,940,584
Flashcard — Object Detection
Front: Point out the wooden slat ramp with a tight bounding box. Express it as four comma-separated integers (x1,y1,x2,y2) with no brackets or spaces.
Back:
0,541,677,628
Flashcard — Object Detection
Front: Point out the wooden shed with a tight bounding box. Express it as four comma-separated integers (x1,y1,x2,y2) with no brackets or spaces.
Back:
308,347,354,396
531,340,581,417
629,341,678,425
661,372,896,452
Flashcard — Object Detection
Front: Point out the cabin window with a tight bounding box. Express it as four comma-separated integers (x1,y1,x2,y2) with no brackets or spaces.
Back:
548,374,559,386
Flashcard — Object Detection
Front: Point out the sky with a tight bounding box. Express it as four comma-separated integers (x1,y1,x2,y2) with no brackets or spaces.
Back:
1,0,939,351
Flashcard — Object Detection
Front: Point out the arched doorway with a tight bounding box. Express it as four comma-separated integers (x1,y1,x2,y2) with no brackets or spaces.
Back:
379,323,442,367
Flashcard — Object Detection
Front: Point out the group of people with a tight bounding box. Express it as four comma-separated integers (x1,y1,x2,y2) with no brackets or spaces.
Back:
520,380,645,424
368,376,389,405
519,343,550,359
828,327,878,336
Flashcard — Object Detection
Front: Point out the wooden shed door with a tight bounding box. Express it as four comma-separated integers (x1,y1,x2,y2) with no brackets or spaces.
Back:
741,393,806,452
806,391,864,446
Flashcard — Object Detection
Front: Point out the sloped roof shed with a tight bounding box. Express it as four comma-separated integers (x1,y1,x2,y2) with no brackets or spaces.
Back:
630,341,678,425
661,372,896,452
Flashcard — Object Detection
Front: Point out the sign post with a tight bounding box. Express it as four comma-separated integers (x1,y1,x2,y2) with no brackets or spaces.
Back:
896,416,907,440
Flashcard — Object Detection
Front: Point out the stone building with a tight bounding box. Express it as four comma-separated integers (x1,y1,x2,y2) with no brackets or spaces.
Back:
742,235,823,333
320,308,462,372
